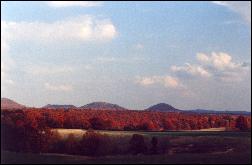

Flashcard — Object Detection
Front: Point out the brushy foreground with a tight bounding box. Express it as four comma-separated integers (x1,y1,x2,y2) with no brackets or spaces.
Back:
1,130,251,164
1,108,251,164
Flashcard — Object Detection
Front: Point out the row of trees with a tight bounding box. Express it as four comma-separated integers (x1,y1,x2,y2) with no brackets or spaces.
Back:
1,108,250,155
1,121,159,156
1,108,251,131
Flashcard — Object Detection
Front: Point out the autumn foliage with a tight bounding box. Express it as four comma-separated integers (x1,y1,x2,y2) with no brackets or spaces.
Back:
1,108,251,155
1,108,251,131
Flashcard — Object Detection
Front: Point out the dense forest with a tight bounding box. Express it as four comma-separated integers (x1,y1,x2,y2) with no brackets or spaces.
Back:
1,108,251,155
1,108,251,131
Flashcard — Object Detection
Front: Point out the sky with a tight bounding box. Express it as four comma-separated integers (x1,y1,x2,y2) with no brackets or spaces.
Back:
1,1,251,111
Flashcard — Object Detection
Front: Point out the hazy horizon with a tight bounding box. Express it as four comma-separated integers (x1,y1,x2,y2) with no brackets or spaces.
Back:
1,1,251,111
1,96,251,112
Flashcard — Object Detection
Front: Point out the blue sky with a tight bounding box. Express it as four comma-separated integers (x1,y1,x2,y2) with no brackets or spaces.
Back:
1,1,251,111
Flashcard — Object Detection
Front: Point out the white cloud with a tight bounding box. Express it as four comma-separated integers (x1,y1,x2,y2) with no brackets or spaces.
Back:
1,15,117,89
136,75,180,88
136,77,157,86
197,52,246,70
212,1,251,25
174,52,250,82
196,53,210,63
47,1,103,8
171,63,211,78
1,15,117,44
139,52,250,90
137,51,248,89
163,76,180,88
135,75,194,97
45,83,73,92
205,52,233,69
95,22,117,40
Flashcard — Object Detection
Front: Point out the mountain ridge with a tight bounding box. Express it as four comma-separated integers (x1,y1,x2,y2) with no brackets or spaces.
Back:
1,98,26,109
79,101,127,111
185,109,251,115
42,104,77,109
1,98,250,115
145,103,181,112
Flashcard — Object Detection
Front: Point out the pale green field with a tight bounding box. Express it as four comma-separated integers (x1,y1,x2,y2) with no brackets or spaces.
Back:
54,129,139,140
53,128,250,140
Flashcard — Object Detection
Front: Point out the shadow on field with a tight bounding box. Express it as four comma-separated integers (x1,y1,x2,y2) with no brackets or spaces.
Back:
1,150,251,164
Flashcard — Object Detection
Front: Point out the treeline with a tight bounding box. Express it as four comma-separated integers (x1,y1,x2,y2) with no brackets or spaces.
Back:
1,108,251,131
2,122,167,156
1,108,251,155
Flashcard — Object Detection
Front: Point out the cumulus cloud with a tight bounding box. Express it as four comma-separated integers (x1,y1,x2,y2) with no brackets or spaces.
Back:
1,15,117,44
47,1,103,8
163,76,180,88
212,1,251,25
171,63,211,78
136,76,158,86
1,15,117,90
173,52,250,82
137,52,249,92
197,52,238,70
135,75,194,97
197,52,249,71
196,53,210,63
95,23,117,40
45,83,73,92
136,75,180,88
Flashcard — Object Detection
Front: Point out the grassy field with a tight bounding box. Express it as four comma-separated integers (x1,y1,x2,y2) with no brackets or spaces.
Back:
54,128,251,140
1,130,251,164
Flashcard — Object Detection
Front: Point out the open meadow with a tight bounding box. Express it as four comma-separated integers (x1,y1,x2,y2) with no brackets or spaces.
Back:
2,130,251,164
53,127,244,140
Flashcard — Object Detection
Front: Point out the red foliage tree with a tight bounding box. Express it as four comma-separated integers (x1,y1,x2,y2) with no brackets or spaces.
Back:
235,115,249,131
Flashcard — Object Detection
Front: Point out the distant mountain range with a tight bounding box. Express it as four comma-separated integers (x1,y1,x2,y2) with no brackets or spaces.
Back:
145,103,250,115
1,97,250,115
1,98,25,109
42,104,77,109
80,102,127,111
185,109,251,115
42,102,126,111
145,103,181,112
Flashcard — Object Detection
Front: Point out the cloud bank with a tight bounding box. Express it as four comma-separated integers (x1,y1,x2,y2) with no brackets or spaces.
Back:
212,1,251,25
2,16,117,43
1,15,117,89
136,75,180,88
137,52,250,89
